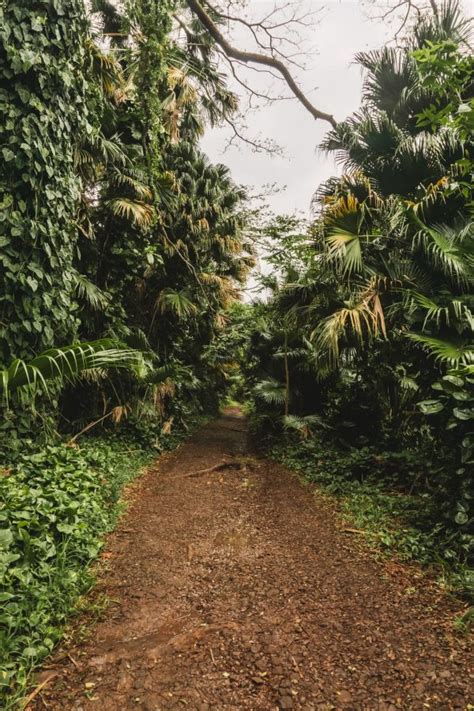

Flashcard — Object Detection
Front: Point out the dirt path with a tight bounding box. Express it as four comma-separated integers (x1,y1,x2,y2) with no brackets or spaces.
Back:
31,411,472,710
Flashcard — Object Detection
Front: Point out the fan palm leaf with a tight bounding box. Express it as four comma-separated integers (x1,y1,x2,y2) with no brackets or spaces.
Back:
254,378,287,406
407,333,474,365
326,229,364,275
107,198,155,226
156,288,198,319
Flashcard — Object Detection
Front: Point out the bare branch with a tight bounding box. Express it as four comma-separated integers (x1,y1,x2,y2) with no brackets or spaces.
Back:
201,0,319,69
217,48,293,105
185,0,338,128
222,114,284,155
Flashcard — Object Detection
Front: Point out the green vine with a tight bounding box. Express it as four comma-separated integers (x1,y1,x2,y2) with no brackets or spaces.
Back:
129,0,173,192
0,0,89,363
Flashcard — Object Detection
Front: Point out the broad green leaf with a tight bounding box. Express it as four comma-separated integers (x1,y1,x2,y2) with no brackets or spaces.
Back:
418,399,444,415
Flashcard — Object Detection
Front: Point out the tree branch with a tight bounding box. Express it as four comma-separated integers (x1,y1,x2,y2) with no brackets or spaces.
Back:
428,0,439,19
185,0,338,128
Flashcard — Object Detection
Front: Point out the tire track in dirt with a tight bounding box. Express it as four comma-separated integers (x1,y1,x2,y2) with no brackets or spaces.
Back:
30,410,473,710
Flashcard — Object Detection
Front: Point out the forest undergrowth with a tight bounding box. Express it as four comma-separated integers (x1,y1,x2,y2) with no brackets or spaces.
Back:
269,435,473,607
0,418,207,707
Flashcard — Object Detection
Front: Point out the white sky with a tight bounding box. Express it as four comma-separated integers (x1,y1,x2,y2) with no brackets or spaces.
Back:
201,0,473,217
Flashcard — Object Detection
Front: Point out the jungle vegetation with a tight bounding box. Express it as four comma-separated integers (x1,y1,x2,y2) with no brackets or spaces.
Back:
230,4,473,598
0,0,472,704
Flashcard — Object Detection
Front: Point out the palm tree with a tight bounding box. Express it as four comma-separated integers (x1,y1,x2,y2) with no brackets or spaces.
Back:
309,1,473,372
249,1,472,451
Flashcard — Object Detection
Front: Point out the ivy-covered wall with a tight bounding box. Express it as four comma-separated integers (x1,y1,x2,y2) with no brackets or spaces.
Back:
0,0,89,364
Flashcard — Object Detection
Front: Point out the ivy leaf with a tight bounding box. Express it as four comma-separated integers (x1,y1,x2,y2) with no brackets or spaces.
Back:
31,17,43,32
0,593,15,602
454,511,468,525
56,522,75,534
0,529,13,549
2,148,15,162
26,276,39,292
22,647,38,658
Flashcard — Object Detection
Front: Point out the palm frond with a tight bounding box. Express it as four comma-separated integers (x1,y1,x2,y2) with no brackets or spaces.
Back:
156,288,198,319
107,198,154,226
1,340,143,407
313,287,387,366
413,220,473,284
110,168,153,199
72,272,110,311
411,291,472,329
254,378,287,406
326,229,363,275
407,333,474,366
283,414,324,438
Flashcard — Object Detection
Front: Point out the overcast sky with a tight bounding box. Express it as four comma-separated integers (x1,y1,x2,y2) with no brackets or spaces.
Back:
200,0,472,218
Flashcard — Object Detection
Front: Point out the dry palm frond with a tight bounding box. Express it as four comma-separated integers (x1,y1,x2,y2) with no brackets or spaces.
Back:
313,284,387,366
323,193,360,220
114,67,136,104
214,312,228,330
199,272,224,286
153,378,176,417
410,176,449,216
197,217,210,231
87,39,124,100
107,198,154,227
215,235,242,254
111,404,131,424
162,417,174,435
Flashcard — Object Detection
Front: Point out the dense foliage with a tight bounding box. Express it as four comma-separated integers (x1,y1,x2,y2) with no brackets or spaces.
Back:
234,5,473,593
0,0,253,441
0,421,199,707
0,0,89,362
0,0,252,702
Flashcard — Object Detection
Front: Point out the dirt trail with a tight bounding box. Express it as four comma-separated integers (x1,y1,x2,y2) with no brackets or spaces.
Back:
31,410,472,710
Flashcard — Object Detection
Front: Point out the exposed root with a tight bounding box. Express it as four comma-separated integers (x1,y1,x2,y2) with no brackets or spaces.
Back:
186,458,244,478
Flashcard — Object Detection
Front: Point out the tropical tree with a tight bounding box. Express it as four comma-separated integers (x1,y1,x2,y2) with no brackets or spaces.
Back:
245,1,473,550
